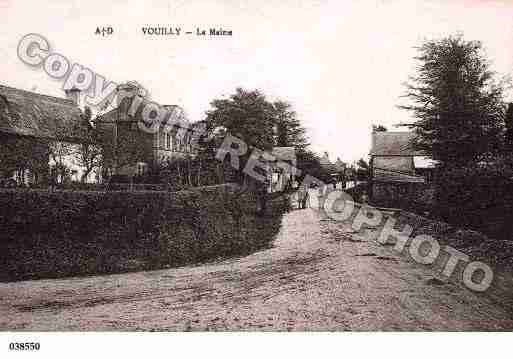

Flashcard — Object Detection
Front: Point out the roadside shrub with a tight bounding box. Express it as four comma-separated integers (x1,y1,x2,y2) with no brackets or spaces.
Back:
435,163,513,241
0,184,285,282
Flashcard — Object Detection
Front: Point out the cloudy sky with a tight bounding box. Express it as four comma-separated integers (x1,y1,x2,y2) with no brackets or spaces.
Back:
1,0,513,162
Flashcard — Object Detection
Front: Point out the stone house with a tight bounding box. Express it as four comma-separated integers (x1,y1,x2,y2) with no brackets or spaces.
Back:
96,92,196,179
369,131,437,208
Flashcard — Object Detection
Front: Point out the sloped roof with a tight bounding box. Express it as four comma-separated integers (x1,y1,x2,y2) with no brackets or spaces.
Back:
97,98,190,134
0,84,85,141
370,131,423,156
334,158,346,172
319,152,331,166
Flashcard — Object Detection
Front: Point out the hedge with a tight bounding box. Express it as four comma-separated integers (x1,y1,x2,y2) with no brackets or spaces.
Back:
0,184,286,282
434,164,513,241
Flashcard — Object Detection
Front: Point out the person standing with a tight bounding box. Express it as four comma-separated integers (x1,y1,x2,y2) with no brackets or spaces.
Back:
317,184,325,209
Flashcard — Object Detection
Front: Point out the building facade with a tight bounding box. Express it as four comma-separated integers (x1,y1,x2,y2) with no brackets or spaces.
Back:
0,84,93,186
369,131,436,209
95,93,196,179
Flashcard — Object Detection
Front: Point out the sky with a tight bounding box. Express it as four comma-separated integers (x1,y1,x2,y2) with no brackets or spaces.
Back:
1,0,513,163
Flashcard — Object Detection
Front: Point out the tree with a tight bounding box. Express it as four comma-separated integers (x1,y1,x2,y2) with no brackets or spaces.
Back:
73,106,103,182
273,100,309,152
48,140,74,184
0,134,49,185
271,100,322,185
205,88,276,184
206,88,275,151
190,121,226,186
399,34,507,166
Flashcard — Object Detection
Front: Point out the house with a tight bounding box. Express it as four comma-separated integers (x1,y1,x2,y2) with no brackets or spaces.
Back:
96,88,196,178
0,84,92,186
319,152,334,173
369,131,436,208
320,152,345,185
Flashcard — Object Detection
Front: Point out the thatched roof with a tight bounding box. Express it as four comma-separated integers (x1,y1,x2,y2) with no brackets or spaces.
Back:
0,84,85,141
370,131,423,156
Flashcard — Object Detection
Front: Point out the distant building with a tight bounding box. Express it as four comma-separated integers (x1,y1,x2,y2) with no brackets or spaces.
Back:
319,152,334,173
334,158,346,173
334,158,346,188
0,84,92,186
95,88,196,178
369,131,437,208
320,152,345,184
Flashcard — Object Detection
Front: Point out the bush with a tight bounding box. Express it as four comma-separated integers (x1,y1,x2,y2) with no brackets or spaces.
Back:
0,184,285,282
435,163,513,241
65,182,107,191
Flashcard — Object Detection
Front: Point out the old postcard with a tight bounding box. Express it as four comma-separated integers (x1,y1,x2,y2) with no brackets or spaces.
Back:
1,0,512,357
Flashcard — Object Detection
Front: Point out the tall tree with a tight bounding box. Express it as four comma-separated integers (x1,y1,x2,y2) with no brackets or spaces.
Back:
273,100,309,153
399,34,507,166
205,88,275,184
73,106,103,182
205,88,275,151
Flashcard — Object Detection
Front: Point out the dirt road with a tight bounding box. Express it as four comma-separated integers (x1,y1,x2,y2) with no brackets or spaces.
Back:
1,195,513,330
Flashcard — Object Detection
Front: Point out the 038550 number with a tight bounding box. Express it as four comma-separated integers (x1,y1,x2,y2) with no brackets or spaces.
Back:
9,342,40,351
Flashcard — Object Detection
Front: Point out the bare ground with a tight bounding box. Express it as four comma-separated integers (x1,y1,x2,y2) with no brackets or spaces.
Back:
1,196,513,331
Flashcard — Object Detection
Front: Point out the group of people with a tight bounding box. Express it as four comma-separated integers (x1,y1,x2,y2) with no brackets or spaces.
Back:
294,181,337,210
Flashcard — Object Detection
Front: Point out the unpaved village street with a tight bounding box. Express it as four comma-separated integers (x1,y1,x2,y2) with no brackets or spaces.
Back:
1,193,513,331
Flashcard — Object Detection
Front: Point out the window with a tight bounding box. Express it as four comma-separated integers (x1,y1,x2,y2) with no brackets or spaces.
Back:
398,184,408,195
166,133,171,149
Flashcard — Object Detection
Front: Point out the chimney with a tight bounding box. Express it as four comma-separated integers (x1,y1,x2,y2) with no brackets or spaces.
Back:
64,87,81,107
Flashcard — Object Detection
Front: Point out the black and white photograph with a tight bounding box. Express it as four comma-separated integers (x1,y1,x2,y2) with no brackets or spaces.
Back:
1,0,513,357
